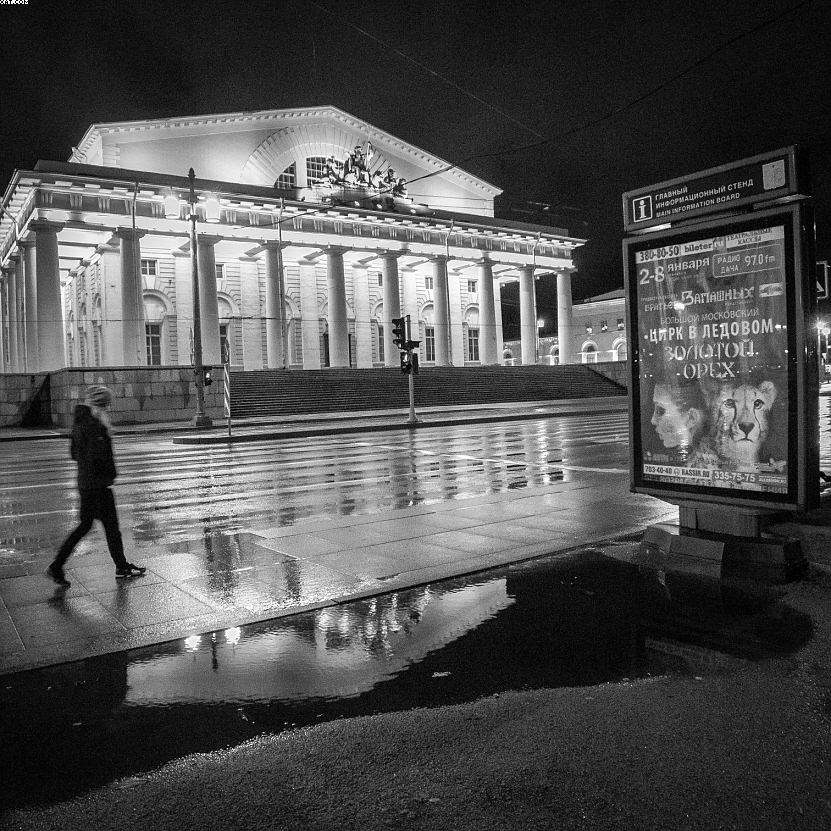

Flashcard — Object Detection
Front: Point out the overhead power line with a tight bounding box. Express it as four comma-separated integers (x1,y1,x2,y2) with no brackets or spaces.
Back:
310,0,815,186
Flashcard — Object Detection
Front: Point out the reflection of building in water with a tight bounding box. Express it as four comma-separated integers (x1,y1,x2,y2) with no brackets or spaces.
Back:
125,579,512,704
0,106,584,378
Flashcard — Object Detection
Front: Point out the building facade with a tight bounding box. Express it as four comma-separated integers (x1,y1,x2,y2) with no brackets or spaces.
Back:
0,107,585,376
503,289,627,366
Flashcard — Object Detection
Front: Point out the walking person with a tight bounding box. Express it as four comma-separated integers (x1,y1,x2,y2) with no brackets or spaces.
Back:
46,385,145,588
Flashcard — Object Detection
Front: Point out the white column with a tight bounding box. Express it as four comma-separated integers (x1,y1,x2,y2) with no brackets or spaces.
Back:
519,266,537,365
352,263,372,368
299,259,322,369
4,260,19,371
557,270,575,365
197,235,221,366
380,252,401,367
99,242,123,364
33,221,65,371
494,277,505,364
448,267,464,366
326,247,349,367
240,257,264,370
401,267,419,339
432,255,450,366
20,239,38,371
116,228,146,366
264,244,287,369
0,272,6,372
173,251,193,365
478,260,498,365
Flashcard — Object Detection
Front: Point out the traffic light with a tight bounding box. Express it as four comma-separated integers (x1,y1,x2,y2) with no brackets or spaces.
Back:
410,353,419,375
391,316,406,348
203,366,213,386
400,352,411,374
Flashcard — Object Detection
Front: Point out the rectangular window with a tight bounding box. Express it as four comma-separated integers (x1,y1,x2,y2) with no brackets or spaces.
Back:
140,259,157,288
424,276,434,290
377,273,383,286
617,318,625,330
467,327,479,361
215,263,225,282
467,280,477,294
425,326,436,362
378,324,384,363
145,323,162,366
600,319,608,332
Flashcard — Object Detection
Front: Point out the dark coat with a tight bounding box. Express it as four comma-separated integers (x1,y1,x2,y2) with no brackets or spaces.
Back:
70,404,117,490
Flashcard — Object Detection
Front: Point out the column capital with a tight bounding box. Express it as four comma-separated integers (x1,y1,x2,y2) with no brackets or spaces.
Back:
379,249,404,261
325,245,348,257
196,234,223,247
26,219,64,236
115,227,147,241
429,254,448,264
261,240,289,251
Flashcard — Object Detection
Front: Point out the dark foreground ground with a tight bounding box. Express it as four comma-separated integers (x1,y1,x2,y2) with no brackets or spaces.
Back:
4,563,831,831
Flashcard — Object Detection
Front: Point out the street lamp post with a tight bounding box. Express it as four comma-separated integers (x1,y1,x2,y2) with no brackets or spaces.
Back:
188,168,212,428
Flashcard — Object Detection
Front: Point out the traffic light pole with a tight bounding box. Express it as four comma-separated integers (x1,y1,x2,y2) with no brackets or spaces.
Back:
392,314,420,425
405,315,419,425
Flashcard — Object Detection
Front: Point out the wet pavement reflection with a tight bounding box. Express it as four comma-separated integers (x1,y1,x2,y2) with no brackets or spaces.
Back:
0,542,811,809
0,415,622,561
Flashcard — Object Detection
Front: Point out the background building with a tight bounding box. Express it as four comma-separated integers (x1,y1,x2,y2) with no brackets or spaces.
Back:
0,106,585,377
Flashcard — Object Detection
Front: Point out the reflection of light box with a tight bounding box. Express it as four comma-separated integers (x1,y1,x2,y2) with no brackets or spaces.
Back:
623,203,818,512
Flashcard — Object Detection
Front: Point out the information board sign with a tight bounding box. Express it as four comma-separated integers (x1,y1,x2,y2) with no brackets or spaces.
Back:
624,204,817,511
623,147,805,233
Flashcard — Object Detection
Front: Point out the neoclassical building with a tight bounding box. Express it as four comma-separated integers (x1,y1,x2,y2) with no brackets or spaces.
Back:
0,106,584,376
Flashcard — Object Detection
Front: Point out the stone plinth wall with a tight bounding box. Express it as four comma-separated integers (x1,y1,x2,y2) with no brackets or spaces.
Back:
0,373,51,427
0,367,224,428
589,361,628,389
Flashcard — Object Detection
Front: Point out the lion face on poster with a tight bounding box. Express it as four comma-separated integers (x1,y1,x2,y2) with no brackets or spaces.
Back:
711,380,777,467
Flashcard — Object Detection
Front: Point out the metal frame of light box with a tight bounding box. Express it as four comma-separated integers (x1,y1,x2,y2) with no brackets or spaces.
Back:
623,201,818,512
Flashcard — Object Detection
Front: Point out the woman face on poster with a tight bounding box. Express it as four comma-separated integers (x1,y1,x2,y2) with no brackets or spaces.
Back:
651,382,707,450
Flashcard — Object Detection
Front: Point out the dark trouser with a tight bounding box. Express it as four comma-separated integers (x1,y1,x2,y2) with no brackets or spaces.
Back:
55,487,128,569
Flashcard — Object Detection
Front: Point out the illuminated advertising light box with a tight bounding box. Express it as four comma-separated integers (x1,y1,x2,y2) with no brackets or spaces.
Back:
624,204,817,511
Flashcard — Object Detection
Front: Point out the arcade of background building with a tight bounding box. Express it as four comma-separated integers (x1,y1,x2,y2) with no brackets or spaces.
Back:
0,106,604,426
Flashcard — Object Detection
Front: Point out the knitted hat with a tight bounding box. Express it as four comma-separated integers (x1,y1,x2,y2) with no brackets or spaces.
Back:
84,385,112,408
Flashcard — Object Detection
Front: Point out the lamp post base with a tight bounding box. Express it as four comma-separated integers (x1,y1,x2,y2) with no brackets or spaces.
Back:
191,414,213,428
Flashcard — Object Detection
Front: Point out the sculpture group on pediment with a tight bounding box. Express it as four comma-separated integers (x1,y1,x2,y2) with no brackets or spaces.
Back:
321,141,408,197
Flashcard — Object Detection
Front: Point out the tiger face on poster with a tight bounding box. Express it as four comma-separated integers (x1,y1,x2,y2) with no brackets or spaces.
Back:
634,225,789,494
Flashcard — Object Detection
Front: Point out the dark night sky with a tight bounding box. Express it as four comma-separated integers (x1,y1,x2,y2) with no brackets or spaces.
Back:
2,0,830,332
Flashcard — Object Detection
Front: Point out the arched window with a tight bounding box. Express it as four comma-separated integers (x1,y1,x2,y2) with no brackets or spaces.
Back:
581,341,598,364
274,162,296,190
144,294,168,366
421,304,435,362
218,296,236,364
306,157,329,184
612,338,628,361
549,345,559,365
464,308,480,363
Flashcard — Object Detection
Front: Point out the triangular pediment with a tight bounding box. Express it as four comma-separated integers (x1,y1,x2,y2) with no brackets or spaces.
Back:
70,106,500,212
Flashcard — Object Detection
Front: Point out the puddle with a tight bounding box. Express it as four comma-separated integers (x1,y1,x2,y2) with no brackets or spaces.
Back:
0,545,812,808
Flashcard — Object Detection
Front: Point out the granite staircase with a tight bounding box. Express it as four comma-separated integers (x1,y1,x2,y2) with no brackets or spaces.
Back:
228,364,625,419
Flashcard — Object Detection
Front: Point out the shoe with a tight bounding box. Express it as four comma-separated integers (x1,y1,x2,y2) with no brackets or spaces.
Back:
46,562,71,588
116,563,147,579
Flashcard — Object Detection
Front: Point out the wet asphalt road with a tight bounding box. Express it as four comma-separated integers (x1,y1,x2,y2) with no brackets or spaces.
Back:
0,412,630,566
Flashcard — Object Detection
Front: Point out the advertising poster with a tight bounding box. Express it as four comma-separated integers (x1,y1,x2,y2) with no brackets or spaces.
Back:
630,217,793,499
